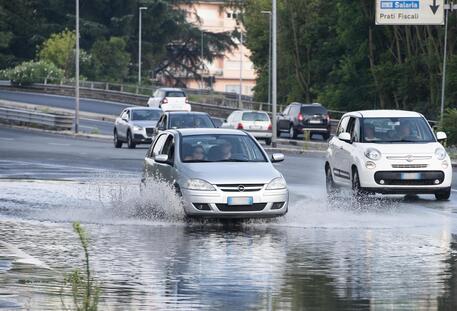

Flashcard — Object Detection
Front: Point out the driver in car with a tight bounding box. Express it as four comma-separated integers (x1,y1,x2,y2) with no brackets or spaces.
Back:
398,121,416,140
221,141,232,160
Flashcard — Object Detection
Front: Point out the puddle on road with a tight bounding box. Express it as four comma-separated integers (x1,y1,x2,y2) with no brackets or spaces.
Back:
1,178,457,310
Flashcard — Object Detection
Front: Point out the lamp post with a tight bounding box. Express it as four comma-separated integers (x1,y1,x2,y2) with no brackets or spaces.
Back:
138,6,148,86
201,31,204,89
74,0,80,134
272,0,277,146
239,29,243,108
261,10,272,112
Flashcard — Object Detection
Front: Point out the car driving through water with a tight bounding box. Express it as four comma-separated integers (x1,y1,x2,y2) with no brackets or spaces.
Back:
325,110,452,200
142,128,289,218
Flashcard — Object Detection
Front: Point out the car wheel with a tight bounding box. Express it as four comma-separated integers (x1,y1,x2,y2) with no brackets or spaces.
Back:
265,138,272,146
289,125,297,139
325,165,338,197
435,188,451,201
352,168,366,198
113,130,123,148
127,131,136,149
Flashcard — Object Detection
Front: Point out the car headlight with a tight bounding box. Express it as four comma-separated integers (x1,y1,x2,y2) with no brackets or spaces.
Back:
266,177,287,190
435,148,447,160
183,179,215,191
133,125,143,131
365,148,382,161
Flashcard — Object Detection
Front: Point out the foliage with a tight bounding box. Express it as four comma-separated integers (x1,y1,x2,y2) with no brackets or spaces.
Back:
39,30,76,78
61,222,100,311
242,0,457,119
91,37,130,82
0,60,63,84
441,109,457,146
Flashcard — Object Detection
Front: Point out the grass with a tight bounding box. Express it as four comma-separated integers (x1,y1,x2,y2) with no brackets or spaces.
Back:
61,222,100,311
90,128,100,135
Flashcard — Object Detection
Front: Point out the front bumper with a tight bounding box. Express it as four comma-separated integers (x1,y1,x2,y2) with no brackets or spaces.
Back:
248,131,272,139
132,128,155,144
181,187,289,218
358,158,452,194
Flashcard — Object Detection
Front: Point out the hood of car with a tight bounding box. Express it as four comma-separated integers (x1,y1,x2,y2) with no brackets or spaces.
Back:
180,162,281,185
361,142,440,155
132,120,158,128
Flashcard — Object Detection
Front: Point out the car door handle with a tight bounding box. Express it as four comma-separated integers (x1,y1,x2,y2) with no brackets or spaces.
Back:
339,146,343,150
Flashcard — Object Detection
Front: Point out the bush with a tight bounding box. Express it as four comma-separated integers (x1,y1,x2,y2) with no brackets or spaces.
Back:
440,108,457,146
0,60,64,85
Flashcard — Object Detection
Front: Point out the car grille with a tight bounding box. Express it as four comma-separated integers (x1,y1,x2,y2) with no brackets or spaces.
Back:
374,171,444,186
391,164,428,169
386,155,432,161
216,184,264,192
216,203,267,212
146,128,155,137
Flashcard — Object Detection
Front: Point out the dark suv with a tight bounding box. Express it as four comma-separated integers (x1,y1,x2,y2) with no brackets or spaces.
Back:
277,103,331,140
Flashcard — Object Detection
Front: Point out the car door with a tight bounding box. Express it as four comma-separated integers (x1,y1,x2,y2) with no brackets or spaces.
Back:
330,116,351,184
339,117,360,182
144,133,168,179
156,134,177,184
117,109,130,139
278,106,291,131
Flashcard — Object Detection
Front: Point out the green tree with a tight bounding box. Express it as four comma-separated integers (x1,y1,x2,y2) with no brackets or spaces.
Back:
39,30,76,78
91,37,130,82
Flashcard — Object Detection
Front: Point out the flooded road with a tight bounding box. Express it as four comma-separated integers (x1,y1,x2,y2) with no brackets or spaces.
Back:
1,127,457,310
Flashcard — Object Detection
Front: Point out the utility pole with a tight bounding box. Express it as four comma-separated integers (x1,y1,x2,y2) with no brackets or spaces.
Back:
261,11,272,112
201,31,204,90
74,0,80,134
272,0,277,146
239,30,243,108
138,7,147,86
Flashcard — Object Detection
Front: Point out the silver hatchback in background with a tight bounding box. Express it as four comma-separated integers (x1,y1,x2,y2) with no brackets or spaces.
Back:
114,107,162,149
142,128,288,218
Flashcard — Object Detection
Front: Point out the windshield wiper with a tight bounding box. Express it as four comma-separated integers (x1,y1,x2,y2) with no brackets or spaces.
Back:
184,159,213,163
219,159,250,162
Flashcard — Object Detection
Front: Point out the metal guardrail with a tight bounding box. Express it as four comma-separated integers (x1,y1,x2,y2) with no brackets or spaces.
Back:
0,107,73,130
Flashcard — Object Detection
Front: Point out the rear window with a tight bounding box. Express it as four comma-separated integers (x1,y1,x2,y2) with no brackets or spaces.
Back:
301,106,327,115
169,114,215,128
165,91,186,97
242,112,270,122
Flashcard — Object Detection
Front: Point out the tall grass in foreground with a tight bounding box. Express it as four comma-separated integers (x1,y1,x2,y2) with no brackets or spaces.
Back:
61,222,100,311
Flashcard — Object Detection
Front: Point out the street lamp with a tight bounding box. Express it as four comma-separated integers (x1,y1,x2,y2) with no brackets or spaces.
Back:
75,0,80,134
272,0,277,146
261,10,272,112
138,6,148,86
239,29,243,108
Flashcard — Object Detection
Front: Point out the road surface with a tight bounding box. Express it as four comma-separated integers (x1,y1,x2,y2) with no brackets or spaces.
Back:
1,126,457,310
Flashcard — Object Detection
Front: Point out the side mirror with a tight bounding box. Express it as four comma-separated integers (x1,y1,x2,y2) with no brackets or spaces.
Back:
271,153,285,163
436,131,447,141
154,154,169,163
338,132,352,143
122,117,128,122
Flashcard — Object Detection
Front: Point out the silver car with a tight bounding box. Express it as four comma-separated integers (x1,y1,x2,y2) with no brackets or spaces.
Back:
142,128,288,218
114,107,162,149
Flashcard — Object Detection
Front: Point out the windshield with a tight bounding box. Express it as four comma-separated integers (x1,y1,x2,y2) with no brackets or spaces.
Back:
362,117,435,143
242,112,270,122
166,91,186,97
180,134,267,163
131,109,162,121
169,114,215,129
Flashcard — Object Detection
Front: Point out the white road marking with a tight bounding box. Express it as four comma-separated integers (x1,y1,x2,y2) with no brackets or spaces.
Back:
0,137,14,141
451,189,457,193
47,143,70,146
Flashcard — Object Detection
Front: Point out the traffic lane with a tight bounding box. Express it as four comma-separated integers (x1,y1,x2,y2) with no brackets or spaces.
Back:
80,118,113,136
0,126,146,179
0,90,130,115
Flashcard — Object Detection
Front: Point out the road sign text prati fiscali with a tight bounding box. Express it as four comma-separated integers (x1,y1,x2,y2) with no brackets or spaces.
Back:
376,0,444,25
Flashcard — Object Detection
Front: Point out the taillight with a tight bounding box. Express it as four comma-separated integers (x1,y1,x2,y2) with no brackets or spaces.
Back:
325,114,330,121
237,123,244,129
268,123,272,131
298,112,304,122
161,98,168,104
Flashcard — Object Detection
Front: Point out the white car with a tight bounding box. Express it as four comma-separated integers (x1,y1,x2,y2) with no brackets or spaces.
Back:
147,88,191,112
222,110,273,145
325,110,452,200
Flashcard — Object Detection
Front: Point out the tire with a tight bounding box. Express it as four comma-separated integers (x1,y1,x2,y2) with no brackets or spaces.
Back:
352,168,366,198
435,188,451,201
325,165,338,197
265,138,272,146
127,131,136,149
289,125,297,139
113,130,123,148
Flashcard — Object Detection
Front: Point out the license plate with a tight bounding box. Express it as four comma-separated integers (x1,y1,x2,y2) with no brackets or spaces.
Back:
400,173,422,180
249,125,262,130
309,120,322,124
227,197,253,205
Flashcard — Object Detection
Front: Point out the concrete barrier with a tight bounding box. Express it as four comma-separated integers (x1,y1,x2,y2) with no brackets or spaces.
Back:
0,106,73,130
